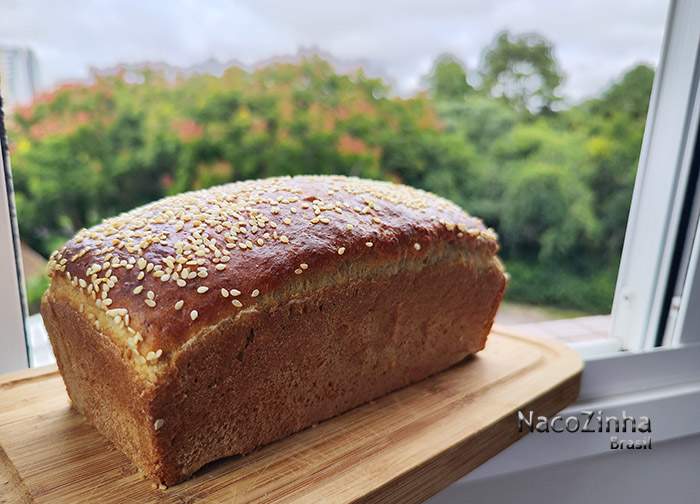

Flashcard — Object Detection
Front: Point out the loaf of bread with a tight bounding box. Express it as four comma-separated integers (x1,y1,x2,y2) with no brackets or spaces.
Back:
41,175,506,485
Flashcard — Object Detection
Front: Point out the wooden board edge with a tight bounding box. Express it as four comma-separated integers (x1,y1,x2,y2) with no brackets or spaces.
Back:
491,326,585,375
0,365,59,388
0,444,33,504
357,369,583,504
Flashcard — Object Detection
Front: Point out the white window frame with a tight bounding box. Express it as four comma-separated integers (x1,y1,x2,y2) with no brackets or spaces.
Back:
0,108,28,374
610,0,700,351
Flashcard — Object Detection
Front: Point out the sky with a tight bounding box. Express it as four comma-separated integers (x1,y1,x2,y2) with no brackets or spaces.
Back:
1,0,670,102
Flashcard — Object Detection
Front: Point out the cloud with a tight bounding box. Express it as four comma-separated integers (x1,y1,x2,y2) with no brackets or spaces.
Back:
0,0,669,100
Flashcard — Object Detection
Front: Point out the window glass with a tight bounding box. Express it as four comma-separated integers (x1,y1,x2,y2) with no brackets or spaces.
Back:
0,1,669,363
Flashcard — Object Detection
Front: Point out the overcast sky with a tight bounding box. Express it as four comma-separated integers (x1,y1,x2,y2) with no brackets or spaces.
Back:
1,0,669,102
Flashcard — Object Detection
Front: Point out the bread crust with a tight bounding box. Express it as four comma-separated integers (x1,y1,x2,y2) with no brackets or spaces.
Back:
41,175,506,484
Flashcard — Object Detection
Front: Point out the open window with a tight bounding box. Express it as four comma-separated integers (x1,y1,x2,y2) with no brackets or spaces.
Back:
0,3,695,367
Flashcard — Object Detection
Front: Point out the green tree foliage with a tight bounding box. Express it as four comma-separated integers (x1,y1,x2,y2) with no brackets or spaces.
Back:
479,31,564,114
426,54,472,100
9,42,655,315
9,57,473,257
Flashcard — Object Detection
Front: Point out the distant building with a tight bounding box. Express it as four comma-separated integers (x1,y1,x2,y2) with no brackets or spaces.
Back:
0,46,40,109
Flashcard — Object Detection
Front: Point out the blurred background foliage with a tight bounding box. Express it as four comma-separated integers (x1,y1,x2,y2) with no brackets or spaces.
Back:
7,30,654,314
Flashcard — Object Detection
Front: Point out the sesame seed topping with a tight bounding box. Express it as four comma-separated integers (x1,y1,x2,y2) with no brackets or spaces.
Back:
190,310,198,320
49,175,491,357
154,419,165,430
232,299,243,308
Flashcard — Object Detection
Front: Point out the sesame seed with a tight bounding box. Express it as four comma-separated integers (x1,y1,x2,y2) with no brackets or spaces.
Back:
280,235,289,243
414,243,421,251
295,268,303,275
337,247,345,255
365,241,374,248
147,290,155,300
106,308,128,317
221,288,229,298
300,263,308,270
232,299,243,308
230,289,241,297
154,419,165,430
137,258,147,270
133,285,144,295
251,289,259,297
175,300,184,310
144,299,157,308
190,310,198,320
197,286,209,294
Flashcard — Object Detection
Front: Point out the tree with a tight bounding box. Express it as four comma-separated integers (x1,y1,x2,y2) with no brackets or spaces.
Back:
9,58,462,258
500,163,598,263
479,31,564,114
426,54,472,101
589,64,654,121
577,64,655,258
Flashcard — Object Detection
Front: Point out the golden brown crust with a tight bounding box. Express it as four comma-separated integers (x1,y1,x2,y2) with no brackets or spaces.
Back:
47,175,499,360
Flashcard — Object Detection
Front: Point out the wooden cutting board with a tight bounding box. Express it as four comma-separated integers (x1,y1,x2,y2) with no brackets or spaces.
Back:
0,329,582,504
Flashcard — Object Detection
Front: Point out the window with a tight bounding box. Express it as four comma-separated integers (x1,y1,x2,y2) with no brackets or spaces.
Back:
0,0,689,371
